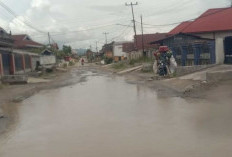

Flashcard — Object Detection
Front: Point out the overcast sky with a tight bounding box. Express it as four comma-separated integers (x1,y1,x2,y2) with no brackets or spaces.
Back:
0,0,231,49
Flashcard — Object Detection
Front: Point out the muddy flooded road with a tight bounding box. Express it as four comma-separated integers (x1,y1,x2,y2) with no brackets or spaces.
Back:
0,69,232,157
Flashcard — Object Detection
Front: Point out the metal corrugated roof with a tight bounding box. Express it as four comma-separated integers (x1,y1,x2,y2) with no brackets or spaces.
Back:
169,7,232,34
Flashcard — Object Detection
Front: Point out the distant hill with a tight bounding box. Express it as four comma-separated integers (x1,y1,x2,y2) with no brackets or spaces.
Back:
75,49,87,56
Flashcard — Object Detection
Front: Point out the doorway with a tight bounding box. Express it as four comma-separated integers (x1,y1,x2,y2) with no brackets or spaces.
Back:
224,36,232,64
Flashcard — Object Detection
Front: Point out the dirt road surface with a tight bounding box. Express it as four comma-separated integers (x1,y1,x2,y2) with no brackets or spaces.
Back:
0,66,232,157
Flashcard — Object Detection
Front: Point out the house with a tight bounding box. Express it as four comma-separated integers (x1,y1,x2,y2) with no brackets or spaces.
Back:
12,34,44,50
51,43,59,50
113,41,133,61
0,27,14,76
122,42,140,60
102,42,114,58
40,49,56,69
167,7,232,64
86,49,95,61
13,49,40,74
151,33,215,66
134,33,168,58
0,29,41,78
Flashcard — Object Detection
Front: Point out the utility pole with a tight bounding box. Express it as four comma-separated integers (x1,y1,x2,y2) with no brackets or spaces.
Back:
103,32,109,44
48,32,51,47
125,2,138,48
96,41,99,53
141,15,145,57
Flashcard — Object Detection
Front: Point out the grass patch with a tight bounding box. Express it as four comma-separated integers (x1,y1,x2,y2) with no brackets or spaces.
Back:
111,62,127,70
69,61,75,66
0,83,7,89
129,57,153,66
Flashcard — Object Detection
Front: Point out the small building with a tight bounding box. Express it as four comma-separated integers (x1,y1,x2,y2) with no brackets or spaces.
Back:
0,27,14,76
51,43,59,51
168,7,232,64
122,42,139,60
135,33,168,58
12,34,44,50
13,49,40,74
40,49,56,69
86,49,96,61
113,41,132,61
0,30,42,78
152,33,215,66
102,42,114,58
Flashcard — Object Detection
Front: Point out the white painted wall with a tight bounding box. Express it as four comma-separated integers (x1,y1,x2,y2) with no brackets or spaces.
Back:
126,51,143,60
195,31,232,64
40,56,56,65
113,44,127,57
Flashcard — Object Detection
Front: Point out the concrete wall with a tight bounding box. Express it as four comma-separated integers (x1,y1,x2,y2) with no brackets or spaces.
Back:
40,56,56,65
126,51,143,60
206,70,232,82
195,31,232,64
0,50,39,76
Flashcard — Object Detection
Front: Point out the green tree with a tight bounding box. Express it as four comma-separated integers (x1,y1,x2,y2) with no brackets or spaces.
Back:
63,45,72,55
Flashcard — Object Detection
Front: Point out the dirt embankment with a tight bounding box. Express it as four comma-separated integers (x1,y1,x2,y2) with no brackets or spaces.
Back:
99,64,232,98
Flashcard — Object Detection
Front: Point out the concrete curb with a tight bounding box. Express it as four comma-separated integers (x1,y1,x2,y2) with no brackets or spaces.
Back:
206,70,232,82
0,108,4,118
117,65,143,75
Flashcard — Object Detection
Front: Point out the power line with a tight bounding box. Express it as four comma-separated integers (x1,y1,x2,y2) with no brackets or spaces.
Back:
110,22,133,41
32,24,116,38
116,23,133,27
0,1,46,34
135,7,232,28
48,22,133,46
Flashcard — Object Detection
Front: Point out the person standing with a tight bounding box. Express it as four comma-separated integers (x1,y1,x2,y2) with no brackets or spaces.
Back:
81,58,84,66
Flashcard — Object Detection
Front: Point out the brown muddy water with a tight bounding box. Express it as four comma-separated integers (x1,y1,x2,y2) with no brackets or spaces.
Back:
0,70,232,157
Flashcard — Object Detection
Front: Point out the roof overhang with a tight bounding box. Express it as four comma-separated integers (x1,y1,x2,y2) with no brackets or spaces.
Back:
150,33,214,45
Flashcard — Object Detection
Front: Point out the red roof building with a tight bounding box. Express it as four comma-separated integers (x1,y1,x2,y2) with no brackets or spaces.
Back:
122,42,135,53
169,7,232,34
168,7,232,64
12,34,44,49
135,33,168,50
169,21,193,35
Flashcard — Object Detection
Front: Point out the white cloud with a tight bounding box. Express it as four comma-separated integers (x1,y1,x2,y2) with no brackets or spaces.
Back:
0,0,230,49
31,0,50,8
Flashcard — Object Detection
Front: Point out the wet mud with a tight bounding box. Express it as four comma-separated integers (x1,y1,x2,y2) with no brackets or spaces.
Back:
0,67,232,157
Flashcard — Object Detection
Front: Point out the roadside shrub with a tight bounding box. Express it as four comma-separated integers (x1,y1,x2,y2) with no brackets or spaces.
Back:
112,62,126,69
129,57,153,66
129,59,136,65
69,61,75,66
104,57,113,64
63,62,69,68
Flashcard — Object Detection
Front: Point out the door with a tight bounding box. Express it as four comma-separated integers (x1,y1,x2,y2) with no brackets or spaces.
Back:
224,36,232,64
1,52,11,75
